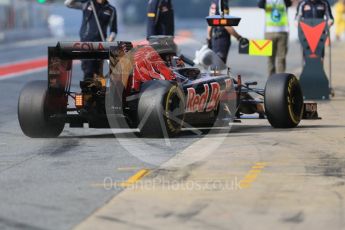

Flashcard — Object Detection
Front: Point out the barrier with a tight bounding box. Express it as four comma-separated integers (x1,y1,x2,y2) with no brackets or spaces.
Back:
298,19,330,100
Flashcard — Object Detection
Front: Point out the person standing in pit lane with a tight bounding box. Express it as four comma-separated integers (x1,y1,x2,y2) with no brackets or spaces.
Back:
295,0,334,27
258,0,292,77
65,0,117,80
207,0,248,65
147,0,174,39
335,0,345,41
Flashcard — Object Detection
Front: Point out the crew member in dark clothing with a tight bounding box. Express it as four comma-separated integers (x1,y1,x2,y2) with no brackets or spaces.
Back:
207,0,246,64
147,0,174,39
65,0,117,80
295,0,334,26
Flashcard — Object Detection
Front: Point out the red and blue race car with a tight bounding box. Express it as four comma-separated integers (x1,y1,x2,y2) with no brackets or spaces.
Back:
18,14,318,138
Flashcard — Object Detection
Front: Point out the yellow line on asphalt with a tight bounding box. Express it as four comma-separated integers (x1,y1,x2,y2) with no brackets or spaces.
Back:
119,169,150,187
255,162,268,166
240,162,268,189
248,169,262,174
91,169,150,188
252,165,266,169
244,174,258,181
239,182,251,189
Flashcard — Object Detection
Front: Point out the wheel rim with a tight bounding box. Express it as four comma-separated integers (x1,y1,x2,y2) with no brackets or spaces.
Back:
287,77,303,124
165,86,185,134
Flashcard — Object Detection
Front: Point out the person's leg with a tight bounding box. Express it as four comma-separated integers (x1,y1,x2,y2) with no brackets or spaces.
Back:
265,32,277,76
341,21,345,40
276,32,288,73
81,60,94,81
211,37,230,67
96,60,103,77
81,60,102,81
335,20,342,41
218,42,230,65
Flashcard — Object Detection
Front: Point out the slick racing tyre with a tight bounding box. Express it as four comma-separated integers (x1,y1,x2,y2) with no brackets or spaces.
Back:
264,74,304,128
18,81,66,138
138,80,185,138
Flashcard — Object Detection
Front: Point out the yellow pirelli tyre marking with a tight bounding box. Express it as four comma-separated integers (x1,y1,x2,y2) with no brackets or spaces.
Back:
249,40,273,57
164,85,185,134
287,77,304,125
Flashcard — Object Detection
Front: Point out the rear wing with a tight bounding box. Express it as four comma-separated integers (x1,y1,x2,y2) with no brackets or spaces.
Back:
48,41,133,93
50,41,133,60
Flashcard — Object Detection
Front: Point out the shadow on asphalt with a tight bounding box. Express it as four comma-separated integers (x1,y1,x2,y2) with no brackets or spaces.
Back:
58,134,117,139
226,124,345,135
56,124,345,139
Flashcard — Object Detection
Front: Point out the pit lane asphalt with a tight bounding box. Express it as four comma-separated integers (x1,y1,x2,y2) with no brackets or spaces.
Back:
0,35,302,230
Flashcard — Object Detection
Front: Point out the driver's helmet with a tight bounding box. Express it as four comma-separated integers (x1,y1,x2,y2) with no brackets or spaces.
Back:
172,56,185,68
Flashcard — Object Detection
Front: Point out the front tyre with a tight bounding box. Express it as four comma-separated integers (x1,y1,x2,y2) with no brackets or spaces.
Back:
18,81,66,138
138,80,185,138
264,74,304,128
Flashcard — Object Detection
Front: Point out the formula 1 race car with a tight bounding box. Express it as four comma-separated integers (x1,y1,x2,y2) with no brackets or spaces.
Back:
17,36,318,138
18,11,319,138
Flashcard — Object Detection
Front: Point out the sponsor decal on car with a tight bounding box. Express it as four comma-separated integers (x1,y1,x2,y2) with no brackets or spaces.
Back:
224,79,232,91
186,82,224,113
186,84,210,113
72,42,105,51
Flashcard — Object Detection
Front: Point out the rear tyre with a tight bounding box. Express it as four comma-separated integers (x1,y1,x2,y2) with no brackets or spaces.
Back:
138,80,185,138
264,74,304,128
18,81,66,138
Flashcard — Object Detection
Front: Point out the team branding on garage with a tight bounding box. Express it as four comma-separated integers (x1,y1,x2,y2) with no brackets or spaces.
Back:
186,79,232,113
